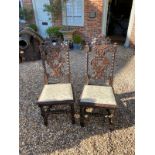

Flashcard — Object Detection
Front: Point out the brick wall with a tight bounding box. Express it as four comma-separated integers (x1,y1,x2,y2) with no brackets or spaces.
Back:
22,0,135,46
22,0,35,23
83,0,103,39
22,0,103,39
23,0,32,9
22,0,104,40
54,0,103,40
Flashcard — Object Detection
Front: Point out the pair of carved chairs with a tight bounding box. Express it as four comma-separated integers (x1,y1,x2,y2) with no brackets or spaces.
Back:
36,34,117,127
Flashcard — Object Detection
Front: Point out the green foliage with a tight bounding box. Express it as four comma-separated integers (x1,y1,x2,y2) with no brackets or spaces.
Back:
28,24,38,31
46,26,63,38
44,0,62,22
19,8,33,21
73,34,82,44
19,8,25,20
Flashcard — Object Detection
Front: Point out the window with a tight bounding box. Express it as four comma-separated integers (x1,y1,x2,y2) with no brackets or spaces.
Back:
62,0,84,26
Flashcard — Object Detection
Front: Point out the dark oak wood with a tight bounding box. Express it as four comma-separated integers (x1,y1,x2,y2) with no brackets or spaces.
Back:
80,105,85,127
80,34,117,127
37,41,75,126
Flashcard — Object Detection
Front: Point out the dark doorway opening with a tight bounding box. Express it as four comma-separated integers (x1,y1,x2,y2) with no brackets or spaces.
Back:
107,0,133,44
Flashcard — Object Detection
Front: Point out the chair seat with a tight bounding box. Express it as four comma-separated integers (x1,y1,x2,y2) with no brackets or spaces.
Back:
38,83,74,103
80,85,117,108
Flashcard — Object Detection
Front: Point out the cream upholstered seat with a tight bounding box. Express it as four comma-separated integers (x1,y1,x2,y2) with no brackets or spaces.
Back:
80,85,117,107
38,83,73,102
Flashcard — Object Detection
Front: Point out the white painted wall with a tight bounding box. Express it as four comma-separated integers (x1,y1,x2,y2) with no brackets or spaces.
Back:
102,0,109,36
124,0,135,47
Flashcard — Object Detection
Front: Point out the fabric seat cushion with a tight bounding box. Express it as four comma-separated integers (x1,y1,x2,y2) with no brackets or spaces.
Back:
80,85,117,107
38,83,73,102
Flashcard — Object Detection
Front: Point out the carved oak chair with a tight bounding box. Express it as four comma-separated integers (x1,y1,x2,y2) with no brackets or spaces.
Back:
79,34,117,127
36,41,75,126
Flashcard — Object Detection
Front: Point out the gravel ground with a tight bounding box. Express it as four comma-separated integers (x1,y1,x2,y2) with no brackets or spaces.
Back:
19,46,135,155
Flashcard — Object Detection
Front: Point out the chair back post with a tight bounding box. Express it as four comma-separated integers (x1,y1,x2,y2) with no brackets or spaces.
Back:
39,42,48,84
109,43,117,86
84,43,90,84
66,44,71,83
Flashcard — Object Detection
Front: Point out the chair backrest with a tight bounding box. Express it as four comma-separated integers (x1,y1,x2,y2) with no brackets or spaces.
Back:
85,34,117,86
39,41,71,84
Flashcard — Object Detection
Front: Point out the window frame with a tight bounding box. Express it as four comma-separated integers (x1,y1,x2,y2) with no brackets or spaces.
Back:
62,0,84,27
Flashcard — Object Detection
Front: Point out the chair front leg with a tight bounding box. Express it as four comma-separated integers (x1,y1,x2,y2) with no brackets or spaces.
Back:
80,105,85,127
106,109,116,125
110,109,116,125
70,103,75,124
39,105,50,126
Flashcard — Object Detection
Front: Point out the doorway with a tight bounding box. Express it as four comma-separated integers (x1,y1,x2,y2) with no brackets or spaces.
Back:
32,0,52,38
105,0,133,44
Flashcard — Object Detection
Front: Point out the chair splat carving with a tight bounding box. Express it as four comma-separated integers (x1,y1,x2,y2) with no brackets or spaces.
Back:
39,42,70,83
86,34,117,85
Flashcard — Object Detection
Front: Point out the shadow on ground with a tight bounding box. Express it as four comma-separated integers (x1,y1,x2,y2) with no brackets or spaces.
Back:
43,91,135,153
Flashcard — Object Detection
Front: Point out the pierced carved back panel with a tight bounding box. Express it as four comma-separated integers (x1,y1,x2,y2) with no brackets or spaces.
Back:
39,41,71,84
85,34,117,86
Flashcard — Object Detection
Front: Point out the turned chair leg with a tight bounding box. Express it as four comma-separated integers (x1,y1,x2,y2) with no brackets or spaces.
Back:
70,104,75,124
80,105,85,127
44,115,48,126
110,109,116,125
39,105,50,126
106,109,116,125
